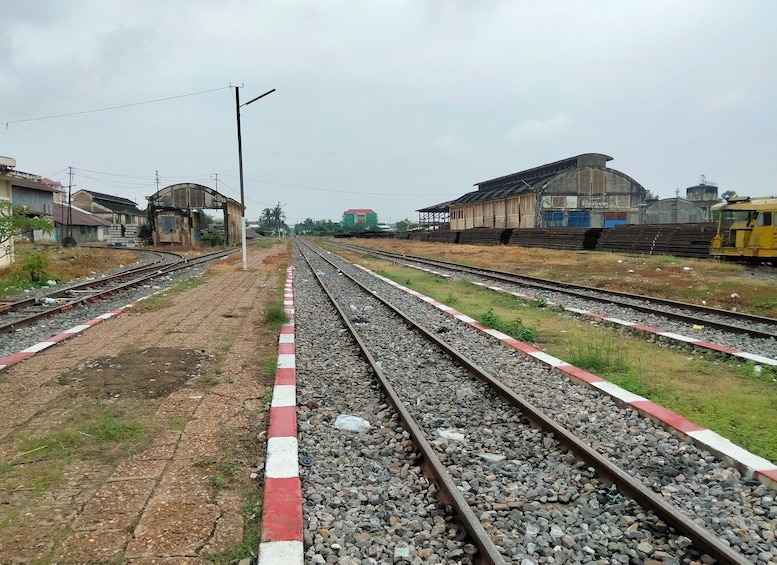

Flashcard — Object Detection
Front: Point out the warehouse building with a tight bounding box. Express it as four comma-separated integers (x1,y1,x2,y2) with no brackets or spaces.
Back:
445,153,647,230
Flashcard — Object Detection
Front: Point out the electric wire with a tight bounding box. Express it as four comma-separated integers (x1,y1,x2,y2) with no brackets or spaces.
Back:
2,86,231,126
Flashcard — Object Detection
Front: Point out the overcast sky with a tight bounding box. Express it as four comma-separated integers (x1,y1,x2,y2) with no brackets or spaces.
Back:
2,1,776,225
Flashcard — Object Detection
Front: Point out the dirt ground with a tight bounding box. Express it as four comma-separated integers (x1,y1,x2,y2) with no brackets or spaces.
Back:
0,244,290,564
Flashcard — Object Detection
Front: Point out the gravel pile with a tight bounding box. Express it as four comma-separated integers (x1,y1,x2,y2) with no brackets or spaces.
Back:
296,243,777,564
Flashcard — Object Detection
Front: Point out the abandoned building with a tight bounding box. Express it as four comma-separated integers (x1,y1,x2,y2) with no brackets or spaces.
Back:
429,153,648,230
146,183,243,246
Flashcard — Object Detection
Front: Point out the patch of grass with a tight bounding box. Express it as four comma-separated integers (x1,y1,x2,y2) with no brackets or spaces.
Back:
168,277,205,293
169,417,187,431
84,410,145,442
566,335,630,376
262,302,288,331
131,294,173,313
480,308,537,342
0,507,19,529
263,358,278,377
205,489,262,564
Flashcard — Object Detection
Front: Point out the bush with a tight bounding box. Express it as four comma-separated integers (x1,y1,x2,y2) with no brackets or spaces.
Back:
20,251,50,283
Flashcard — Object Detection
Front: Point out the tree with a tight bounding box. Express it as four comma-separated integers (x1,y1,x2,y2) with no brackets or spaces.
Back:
197,209,216,229
721,190,737,201
259,203,288,236
395,218,417,231
0,201,54,261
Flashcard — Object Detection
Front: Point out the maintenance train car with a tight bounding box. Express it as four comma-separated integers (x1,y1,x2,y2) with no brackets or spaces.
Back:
710,196,777,261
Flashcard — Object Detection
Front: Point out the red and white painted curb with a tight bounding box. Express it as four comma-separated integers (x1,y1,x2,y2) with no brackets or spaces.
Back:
257,266,304,564
409,263,777,368
0,297,152,371
358,264,777,488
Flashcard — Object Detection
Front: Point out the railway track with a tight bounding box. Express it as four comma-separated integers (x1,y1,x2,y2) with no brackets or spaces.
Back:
334,242,777,363
295,240,769,564
0,247,236,335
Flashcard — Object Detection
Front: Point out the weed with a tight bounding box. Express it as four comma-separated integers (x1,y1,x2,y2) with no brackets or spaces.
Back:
568,336,630,376
532,297,549,308
84,411,145,442
480,308,537,342
19,251,50,283
169,417,187,431
263,302,288,331
444,293,458,305
263,358,278,376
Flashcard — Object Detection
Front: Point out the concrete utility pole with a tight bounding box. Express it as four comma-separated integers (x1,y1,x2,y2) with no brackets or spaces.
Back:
234,85,276,270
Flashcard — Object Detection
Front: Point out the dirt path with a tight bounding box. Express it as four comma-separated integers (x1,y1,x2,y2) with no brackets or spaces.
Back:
0,244,290,564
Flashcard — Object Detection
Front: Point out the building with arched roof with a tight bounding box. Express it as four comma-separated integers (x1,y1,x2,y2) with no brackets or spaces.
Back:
146,183,243,246
447,153,647,230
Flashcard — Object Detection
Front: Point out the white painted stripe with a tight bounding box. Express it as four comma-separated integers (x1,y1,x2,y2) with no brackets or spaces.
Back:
257,541,304,565
271,385,297,408
528,351,567,367
284,308,295,315
65,324,92,334
657,332,698,343
593,381,648,403
420,296,436,303
564,307,590,315
277,353,296,369
454,314,477,324
437,304,456,312
483,329,511,340
278,333,295,344
688,429,777,471
604,318,635,327
734,352,777,366
488,286,504,292
96,313,115,320
265,436,300,478
283,321,294,328
22,342,55,353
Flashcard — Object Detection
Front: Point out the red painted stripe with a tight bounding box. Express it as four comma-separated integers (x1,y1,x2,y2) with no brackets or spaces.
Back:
47,333,74,344
268,406,298,438
262,477,303,541
756,468,777,485
694,341,739,354
278,343,296,355
630,324,662,333
0,351,34,367
275,368,296,385
280,325,295,334
557,365,606,384
502,339,542,354
631,400,706,433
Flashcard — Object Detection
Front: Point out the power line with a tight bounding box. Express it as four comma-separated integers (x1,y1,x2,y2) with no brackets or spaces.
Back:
219,173,459,197
2,86,231,127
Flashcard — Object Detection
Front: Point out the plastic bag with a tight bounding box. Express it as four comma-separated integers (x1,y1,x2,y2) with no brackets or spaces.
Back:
334,414,371,432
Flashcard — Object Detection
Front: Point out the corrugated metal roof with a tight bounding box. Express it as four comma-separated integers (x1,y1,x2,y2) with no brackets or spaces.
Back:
53,203,112,227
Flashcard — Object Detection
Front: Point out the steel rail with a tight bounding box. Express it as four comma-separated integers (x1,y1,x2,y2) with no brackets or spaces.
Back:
336,242,777,340
302,239,752,565
297,241,507,565
0,247,238,334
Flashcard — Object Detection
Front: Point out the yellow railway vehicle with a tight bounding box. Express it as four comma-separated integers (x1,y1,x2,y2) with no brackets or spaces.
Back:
711,196,777,260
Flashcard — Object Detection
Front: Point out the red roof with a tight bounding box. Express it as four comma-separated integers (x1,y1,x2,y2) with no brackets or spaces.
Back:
343,208,376,215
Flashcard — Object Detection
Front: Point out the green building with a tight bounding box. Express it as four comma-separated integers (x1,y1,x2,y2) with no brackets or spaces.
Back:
343,208,378,226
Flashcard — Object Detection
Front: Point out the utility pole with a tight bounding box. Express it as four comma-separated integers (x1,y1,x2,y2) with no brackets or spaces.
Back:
64,166,76,246
213,173,219,192
155,170,160,191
